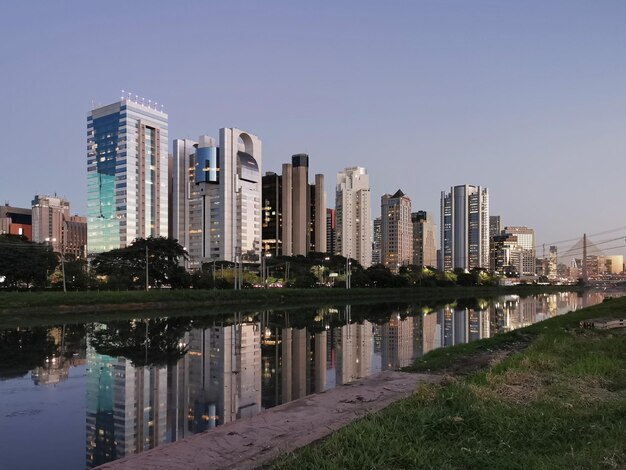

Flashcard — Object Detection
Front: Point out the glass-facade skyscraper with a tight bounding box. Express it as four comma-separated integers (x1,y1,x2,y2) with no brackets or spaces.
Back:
87,98,168,254
440,185,489,271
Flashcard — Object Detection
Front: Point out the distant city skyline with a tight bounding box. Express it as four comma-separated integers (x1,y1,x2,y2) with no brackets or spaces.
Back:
2,1,626,255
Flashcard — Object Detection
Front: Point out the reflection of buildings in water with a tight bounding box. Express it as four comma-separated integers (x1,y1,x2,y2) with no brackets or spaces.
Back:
314,331,327,393
422,311,440,354
381,315,414,370
31,326,87,386
85,347,167,468
166,336,190,442
187,323,262,427
279,327,309,403
335,321,373,385
31,357,69,385
412,313,423,359
86,322,262,468
468,309,490,342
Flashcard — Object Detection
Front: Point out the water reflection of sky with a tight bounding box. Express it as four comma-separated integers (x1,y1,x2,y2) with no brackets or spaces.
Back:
0,291,614,469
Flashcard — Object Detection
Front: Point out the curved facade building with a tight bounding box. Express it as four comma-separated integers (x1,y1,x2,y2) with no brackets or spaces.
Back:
172,129,262,265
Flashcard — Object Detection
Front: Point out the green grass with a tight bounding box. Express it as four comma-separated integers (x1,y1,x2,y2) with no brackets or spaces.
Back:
0,284,581,312
272,297,626,469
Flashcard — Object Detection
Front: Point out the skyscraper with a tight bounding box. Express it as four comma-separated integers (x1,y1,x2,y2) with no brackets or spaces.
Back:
440,185,489,271
326,208,336,255
261,155,326,256
381,190,412,271
32,194,69,253
172,129,262,265
87,97,168,255
502,226,536,275
336,167,372,268
372,217,381,265
32,195,87,258
412,211,437,268
489,215,501,238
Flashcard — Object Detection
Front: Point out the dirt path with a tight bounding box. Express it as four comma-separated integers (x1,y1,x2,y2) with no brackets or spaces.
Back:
96,371,440,470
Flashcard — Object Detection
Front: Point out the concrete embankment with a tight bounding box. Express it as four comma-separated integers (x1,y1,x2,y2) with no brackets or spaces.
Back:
96,371,439,470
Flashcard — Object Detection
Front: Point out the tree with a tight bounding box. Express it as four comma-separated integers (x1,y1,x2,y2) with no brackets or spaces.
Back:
0,234,58,288
88,318,192,367
92,237,188,289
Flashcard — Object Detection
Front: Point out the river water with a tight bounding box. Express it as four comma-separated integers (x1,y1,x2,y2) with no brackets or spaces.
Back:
0,290,614,469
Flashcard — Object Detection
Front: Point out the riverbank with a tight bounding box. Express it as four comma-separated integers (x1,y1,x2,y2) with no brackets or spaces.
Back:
96,371,440,470
0,284,583,317
273,296,626,469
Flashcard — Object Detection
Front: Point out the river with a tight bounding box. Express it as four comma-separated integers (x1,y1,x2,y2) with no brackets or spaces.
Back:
0,290,615,469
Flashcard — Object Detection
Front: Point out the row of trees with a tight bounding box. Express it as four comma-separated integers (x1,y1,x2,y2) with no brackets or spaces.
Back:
0,234,503,290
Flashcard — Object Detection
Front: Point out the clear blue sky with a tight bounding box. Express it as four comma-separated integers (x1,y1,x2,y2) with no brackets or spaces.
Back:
1,0,625,254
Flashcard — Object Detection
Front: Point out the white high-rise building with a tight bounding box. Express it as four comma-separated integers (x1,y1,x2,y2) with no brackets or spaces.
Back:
381,190,413,271
172,128,262,266
502,226,536,275
440,185,489,271
31,194,70,253
87,97,169,255
336,167,372,268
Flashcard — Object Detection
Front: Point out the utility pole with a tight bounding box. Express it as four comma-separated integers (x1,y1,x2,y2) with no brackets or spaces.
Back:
212,259,216,290
145,245,149,291
61,254,67,293
582,233,588,283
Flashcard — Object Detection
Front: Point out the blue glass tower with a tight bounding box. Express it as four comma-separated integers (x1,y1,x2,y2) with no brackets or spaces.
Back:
87,98,168,254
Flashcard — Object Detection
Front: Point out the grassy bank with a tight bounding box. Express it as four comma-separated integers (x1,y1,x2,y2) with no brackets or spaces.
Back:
273,297,626,469
0,284,581,314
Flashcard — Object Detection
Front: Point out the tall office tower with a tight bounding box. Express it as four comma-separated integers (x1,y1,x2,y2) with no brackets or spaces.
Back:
547,246,558,279
63,215,87,259
412,211,437,268
440,185,489,271
381,190,413,271
489,215,501,238
31,194,70,253
172,129,262,265
372,217,381,265
326,208,336,255
261,154,325,256
172,138,202,268
291,154,309,255
336,167,372,267
31,195,87,258
490,233,523,274
502,226,536,275
0,204,32,239
312,173,326,253
87,97,168,255
261,172,282,255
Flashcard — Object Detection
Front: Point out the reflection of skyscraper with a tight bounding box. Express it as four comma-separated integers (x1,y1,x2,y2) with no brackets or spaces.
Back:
291,328,308,399
381,315,414,369
85,348,168,467
335,321,373,384
422,311,440,354
314,331,327,393
189,323,262,425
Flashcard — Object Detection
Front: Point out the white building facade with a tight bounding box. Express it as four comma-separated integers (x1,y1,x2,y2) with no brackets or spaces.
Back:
172,128,262,266
336,167,372,268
